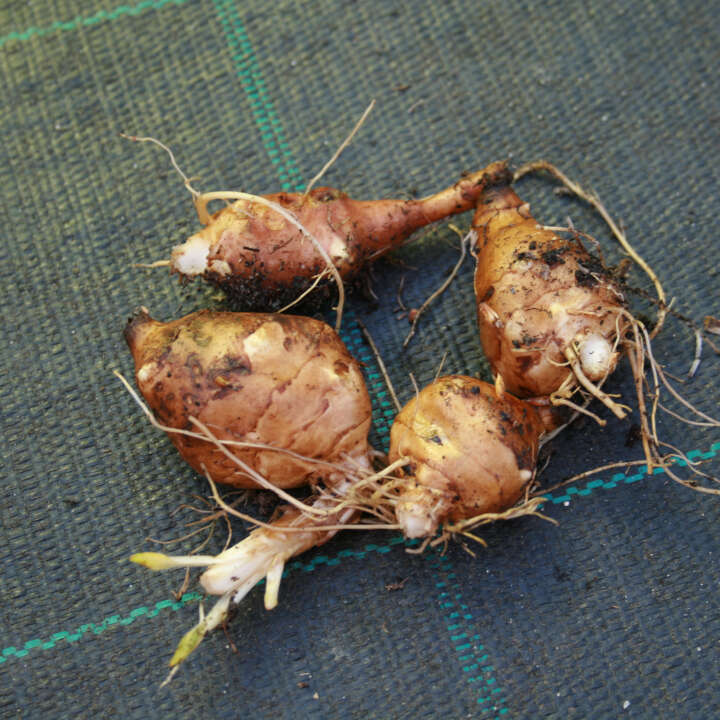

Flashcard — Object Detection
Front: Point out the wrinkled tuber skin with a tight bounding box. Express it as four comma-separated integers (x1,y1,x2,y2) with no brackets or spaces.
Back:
473,184,628,399
172,162,512,310
388,376,551,538
124,309,372,488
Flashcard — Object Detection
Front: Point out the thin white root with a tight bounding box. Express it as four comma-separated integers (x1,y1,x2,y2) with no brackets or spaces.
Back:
625,329,659,471
657,402,719,428
405,536,432,555
304,99,375,196
403,496,558,553
403,226,472,348
133,260,171,269
658,440,719,484
274,269,330,315
638,322,720,426
514,160,667,339
120,133,201,199
357,319,402,413
433,352,449,383
550,395,607,426
688,329,703,378
617,310,720,480
194,422,407,526
444,496,556,536
533,459,646,497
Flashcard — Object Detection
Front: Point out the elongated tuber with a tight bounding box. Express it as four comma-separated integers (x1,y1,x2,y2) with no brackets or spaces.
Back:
171,162,511,310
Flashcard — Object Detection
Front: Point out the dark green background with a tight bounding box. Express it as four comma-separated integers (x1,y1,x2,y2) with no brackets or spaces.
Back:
1,1,719,718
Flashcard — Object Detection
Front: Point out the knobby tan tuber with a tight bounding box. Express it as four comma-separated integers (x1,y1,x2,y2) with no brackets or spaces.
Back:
473,182,630,420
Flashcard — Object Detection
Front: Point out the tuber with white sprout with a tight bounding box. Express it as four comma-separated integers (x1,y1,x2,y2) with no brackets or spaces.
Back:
472,182,629,413
123,308,399,676
472,168,720,485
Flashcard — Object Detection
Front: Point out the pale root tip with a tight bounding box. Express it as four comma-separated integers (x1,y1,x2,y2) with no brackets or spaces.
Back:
264,587,279,611
396,502,437,539
130,552,175,570
170,234,211,276
264,558,285,611
577,333,614,381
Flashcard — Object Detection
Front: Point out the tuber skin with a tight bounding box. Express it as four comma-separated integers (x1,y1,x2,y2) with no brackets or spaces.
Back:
387,375,557,539
124,308,373,488
171,162,511,310
472,183,628,403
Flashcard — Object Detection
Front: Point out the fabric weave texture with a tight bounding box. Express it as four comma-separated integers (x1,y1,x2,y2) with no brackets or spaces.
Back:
1,1,718,718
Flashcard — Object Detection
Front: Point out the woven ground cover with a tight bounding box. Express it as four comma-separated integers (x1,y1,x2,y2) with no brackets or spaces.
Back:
1,1,719,717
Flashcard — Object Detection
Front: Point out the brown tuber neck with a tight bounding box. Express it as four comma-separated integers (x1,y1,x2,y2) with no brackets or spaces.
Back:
358,161,513,257
416,160,512,223
474,180,525,212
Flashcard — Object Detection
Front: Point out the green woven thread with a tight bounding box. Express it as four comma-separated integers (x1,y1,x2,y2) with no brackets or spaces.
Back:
545,442,720,505
2,441,715,666
1,0,304,186
0,0,189,47
0,592,202,663
3,5,717,713
434,554,508,716
340,315,397,450
212,0,306,191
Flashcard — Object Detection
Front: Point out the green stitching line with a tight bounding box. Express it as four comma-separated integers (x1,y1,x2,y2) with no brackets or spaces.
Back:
0,0,188,47
0,539,412,664
2,0,305,191
0,592,202,663
545,441,719,505
5,6,717,705
434,554,508,717
212,0,305,192
340,315,397,451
